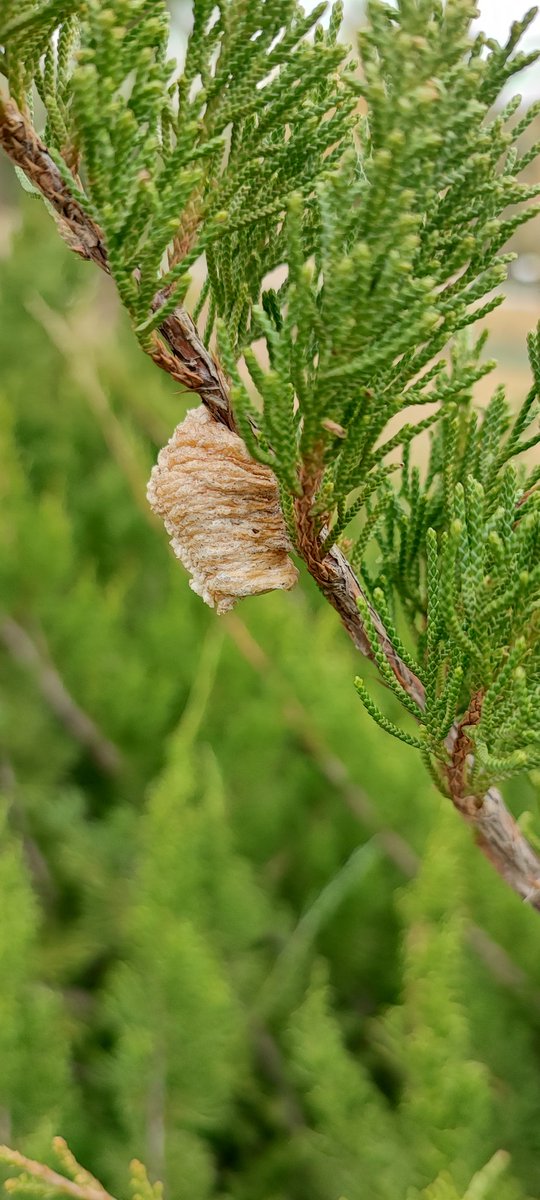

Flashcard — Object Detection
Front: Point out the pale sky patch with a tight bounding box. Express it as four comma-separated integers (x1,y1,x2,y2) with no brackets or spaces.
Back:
305,0,540,96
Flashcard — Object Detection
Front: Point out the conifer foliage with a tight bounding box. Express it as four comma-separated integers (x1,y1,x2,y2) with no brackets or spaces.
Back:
2,0,540,904
2,0,540,1195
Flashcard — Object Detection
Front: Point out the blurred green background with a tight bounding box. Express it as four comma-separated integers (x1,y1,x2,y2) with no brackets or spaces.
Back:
2,5,540,1200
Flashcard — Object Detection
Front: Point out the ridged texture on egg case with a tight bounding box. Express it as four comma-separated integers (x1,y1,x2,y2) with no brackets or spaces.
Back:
147,405,299,613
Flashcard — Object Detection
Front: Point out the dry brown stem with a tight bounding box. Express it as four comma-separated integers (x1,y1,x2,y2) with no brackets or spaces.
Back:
2,95,540,910
0,96,231,425
149,298,233,425
0,99,108,270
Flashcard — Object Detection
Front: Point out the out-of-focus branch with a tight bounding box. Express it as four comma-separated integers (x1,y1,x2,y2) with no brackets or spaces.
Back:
0,616,123,776
224,612,540,1005
26,294,158,525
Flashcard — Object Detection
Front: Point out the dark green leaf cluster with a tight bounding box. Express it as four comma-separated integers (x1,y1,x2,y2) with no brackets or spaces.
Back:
227,1,540,542
355,329,540,793
1,0,355,340
198,0,540,801
198,3,356,350
0,1,83,104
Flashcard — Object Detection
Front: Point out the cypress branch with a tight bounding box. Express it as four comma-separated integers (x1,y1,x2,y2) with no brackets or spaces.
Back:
2,0,540,936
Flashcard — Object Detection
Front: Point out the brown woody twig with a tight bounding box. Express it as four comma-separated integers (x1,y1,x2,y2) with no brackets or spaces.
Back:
0,97,232,426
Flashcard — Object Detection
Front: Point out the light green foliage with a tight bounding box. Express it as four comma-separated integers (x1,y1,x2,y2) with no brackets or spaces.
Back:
0,2,83,106
1,0,354,337
287,963,411,1199
354,328,540,790
107,653,270,1191
421,1152,513,1200
285,807,529,1200
224,3,540,501
381,809,493,1192
0,806,72,1153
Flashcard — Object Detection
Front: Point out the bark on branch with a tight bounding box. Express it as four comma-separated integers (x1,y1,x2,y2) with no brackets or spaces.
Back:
2,95,540,909
0,96,232,426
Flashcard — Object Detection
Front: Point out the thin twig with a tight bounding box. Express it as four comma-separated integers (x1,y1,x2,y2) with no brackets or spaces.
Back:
26,294,158,526
253,1024,306,1130
0,617,123,776
0,1148,118,1200
1,757,59,902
